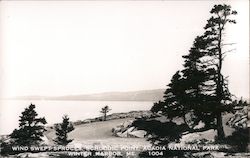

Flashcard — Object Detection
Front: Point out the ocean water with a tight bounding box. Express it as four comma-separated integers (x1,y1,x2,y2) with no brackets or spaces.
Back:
0,100,153,135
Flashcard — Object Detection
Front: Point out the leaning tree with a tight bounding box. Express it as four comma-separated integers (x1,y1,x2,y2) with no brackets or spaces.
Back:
175,4,237,139
151,4,237,140
201,4,237,139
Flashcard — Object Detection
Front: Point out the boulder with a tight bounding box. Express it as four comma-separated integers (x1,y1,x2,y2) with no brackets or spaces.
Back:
116,131,128,138
193,121,205,130
83,119,92,123
180,129,216,144
122,120,133,128
112,120,135,136
128,130,147,138
112,119,149,138
126,127,135,133
112,125,127,136
114,127,136,138
112,126,122,134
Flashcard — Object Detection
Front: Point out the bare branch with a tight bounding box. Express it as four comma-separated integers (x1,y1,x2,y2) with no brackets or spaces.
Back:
222,48,236,54
221,43,236,46
222,54,227,60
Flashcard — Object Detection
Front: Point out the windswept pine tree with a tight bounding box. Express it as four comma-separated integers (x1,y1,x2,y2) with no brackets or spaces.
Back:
10,103,47,146
151,4,237,140
54,115,74,146
201,4,237,139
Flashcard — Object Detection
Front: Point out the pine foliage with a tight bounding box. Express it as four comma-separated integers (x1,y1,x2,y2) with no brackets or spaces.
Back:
54,115,75,146
10,103,47,146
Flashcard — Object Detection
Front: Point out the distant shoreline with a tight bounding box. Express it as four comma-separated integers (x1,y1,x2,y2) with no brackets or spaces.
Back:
4,89,165,102
5,98,159,102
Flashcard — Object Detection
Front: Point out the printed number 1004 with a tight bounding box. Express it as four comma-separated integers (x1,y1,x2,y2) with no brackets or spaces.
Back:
148,151,163,156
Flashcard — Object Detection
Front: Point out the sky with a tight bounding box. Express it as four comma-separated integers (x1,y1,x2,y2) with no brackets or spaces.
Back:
0,0,249,99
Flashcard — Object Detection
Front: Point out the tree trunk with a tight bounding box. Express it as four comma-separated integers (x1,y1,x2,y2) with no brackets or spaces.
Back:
104,113,106,121
215,23,225,141
216,112,225,140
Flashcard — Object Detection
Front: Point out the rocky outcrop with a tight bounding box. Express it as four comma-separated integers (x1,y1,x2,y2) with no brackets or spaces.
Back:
112,120,147,138
73,110,153,126
128,130,147,138
180,129,216,144
227,106,249,129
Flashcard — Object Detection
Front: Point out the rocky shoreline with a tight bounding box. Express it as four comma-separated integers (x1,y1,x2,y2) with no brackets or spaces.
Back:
72,110,153,126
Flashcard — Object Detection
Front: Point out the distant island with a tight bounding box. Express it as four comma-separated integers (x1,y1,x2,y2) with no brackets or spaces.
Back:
9,89,165,101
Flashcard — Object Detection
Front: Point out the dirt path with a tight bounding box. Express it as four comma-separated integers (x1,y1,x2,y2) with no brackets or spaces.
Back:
45,118,150,146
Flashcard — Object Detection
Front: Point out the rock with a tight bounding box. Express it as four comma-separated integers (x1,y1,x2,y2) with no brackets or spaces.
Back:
233,152,250,157
128,130,147,138
114,126,147,138
17,152,50,158
126,127,135,133
83,119,92,123
193,121,205,130
192,151,250,158
122,120,133,128
192,151,220,158
235,117,247,128
112,120,135,136
73,110,153,126
112,126,122,134
227,106,248,129
112,119,149,138
210,152,227,157
112,125,127,136
116,131,128,138
180,129,216,144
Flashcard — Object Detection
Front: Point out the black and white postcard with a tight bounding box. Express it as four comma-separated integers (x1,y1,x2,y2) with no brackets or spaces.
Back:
0,0,249,157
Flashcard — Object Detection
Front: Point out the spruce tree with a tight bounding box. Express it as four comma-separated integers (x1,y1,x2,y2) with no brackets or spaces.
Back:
100,105,111,121
54,115,74,146
151,4,237,140
10,103,47,146
201,4,237,139
151,71,187,122
181,35,217,128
